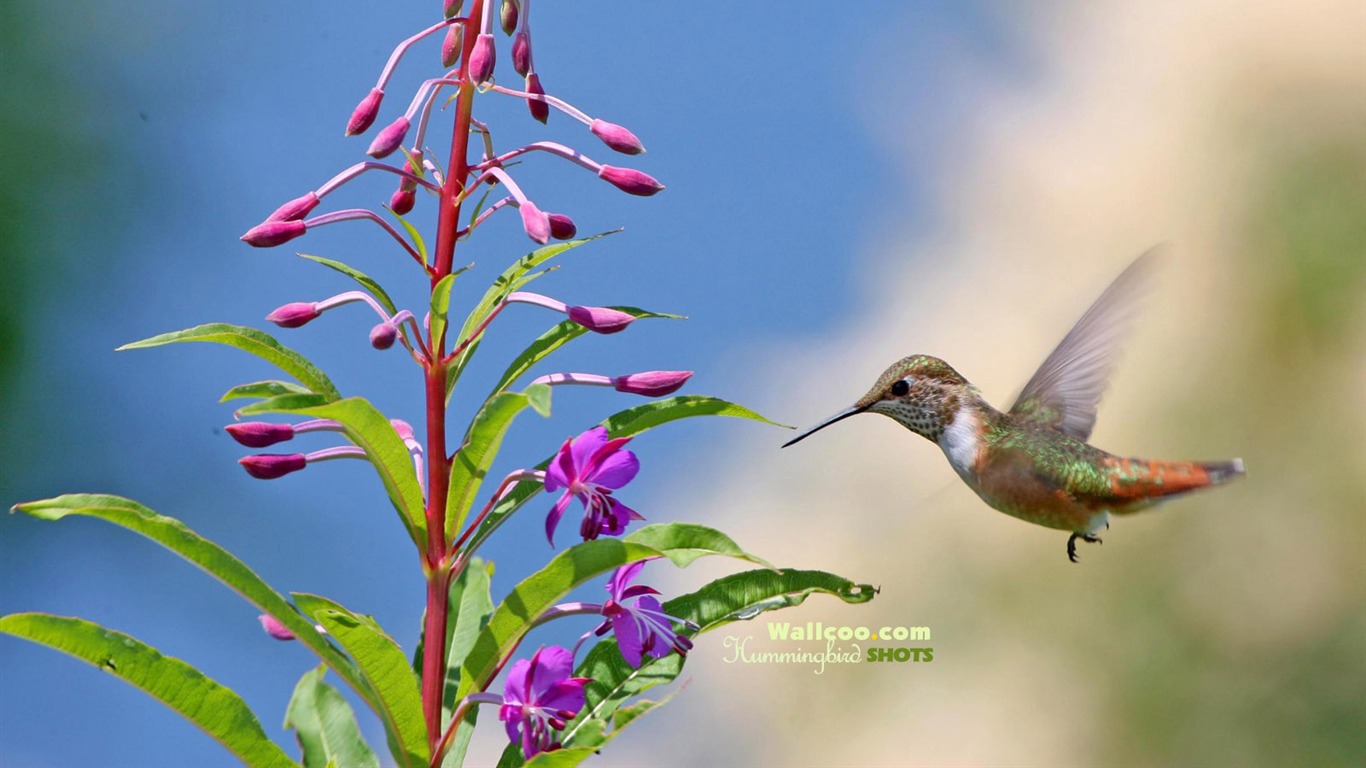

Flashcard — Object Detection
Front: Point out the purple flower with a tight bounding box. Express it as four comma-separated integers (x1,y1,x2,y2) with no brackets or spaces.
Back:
543,426,643,545
595,561,695,667
590,119,645,155
241,219,307,248
597,165,664,196
498,646,590,760
346,87,384,136
367,116,411,159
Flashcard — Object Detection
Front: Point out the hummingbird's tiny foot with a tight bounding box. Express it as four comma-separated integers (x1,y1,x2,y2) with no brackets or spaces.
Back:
1067,532,1104,563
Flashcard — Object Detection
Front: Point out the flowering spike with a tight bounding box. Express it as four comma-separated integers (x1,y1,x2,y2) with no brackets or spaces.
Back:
512,32,531,76
390,185,416,215
346,87,384,136
500,0,519,35
241,219,307,247
590,119,645,155
547,212,577,240
612,371,692,397
469,34,496,84
370,322,398,350
265,302,321,328
442,25,464,69
525,73,549,123
567,305,635,334
519,201,551,244
239,453,307,480
226,422,296,448
258,615,296,641
266,192,320,222
597,165,664,196
444,0,463,18
367,117,411,159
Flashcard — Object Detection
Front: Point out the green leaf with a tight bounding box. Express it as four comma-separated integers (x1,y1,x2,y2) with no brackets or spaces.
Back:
441,559,495,767
285,666,380,768
293,594,427,768
430,273,458,353
298,254,399,316
392,212,429,266
625,523,772,569
485,308,686,399
445,385,551,541
118,323,341,401
235,396,427,550
0,613,298,768
221,380,314,403
8,495,378,730
455,527,768,706
567,568,876,745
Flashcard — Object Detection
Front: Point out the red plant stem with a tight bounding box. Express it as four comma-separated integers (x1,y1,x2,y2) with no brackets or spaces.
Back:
422,1,484,754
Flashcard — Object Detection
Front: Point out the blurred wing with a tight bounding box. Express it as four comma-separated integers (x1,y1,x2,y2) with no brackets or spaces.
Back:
1008,247,1160,441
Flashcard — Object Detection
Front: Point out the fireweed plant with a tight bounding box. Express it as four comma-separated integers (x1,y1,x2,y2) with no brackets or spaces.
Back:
1,3,875,766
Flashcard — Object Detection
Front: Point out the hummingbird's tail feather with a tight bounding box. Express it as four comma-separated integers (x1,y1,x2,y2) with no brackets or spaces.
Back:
1103,456,1246,513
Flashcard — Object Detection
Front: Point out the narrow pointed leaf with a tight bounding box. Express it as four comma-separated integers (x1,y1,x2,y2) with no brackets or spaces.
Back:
221,380,313,403
285,666,380,768
430,273,458,352
293,594,427,768
118,323,341,401
624,523,772,569
235,396,427,549
566,568,875,744
514,695,675,768
441,559,495,767
8,495,379,725
445,385,550,540
299,254,399,316
392,213,429,266
0,613,298,768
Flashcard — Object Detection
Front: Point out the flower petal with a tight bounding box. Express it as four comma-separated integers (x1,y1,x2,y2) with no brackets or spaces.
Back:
619,584,661,601
544,492,573,546
605,561,646,600
612,611,645,667
588,448,639,490
543,437,575,492
538,679,588,716
568,426,609,473
527,646,576,702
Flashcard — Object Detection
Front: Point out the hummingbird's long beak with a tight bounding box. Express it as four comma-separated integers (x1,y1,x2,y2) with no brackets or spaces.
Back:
781,404,870,448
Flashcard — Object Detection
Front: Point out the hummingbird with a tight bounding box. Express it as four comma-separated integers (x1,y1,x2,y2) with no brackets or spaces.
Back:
782,249,1245,562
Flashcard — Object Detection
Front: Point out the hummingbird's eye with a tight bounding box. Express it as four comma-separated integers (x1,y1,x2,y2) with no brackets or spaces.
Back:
890,379,910,397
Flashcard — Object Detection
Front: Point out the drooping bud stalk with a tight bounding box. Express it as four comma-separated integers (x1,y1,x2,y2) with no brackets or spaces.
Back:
312,161,439,199
597,165,665,196
500,0,519,35
547,212,576,240
265,302,320,328
367,117,411,159
525,73,548,123
519,200,551,244
259,615,296,641
442,25,464,69
468,34,496,84
346,88,384,136
226,422,296,448
391,419,426,498
239,453,307,480
512,32,531,76
241,219,307,248
289,209,424,268
590,119,645,155
266,191,321,222
567,305,635,334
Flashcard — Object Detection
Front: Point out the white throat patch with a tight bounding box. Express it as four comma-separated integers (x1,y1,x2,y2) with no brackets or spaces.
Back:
939,404,981,480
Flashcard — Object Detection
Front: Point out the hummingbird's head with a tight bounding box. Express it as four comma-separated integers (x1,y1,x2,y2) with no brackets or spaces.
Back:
782,355,972,447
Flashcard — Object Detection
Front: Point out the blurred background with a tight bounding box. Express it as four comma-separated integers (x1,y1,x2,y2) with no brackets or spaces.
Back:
2,1,1362,766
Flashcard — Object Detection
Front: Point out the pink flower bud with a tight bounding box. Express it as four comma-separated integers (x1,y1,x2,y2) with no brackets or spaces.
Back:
519,201,551,244
613,371,693,397
512,32,531,76
468,33,496,84
346,87,384,136
590,119,645,155
239,453,307,480
444,0,463,18
370,322,398,350
258,614,296,641
442,25,464,69
525,73,548,123
567,306,635,334
242,219,307,247
547,212,577,240
500,0,519,35
390,186,416,215
226,422,296,448
266,192,320,222
367,117,410,159
265,302,321,328
597,165,664,197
